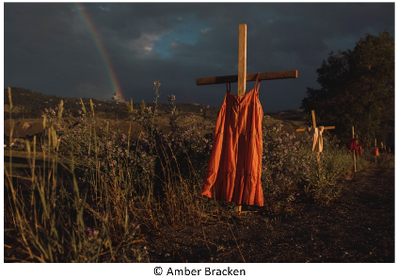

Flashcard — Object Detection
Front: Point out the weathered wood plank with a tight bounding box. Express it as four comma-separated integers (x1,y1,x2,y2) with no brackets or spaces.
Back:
311,110,317,128
295,110,335,132
196,70,298,86
296,126,335,132
238,24,247,96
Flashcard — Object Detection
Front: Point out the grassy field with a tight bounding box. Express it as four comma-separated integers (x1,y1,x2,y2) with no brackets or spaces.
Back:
4,86,393,263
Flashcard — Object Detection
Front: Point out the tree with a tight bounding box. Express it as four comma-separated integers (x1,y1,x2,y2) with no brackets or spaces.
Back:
301,30,394,147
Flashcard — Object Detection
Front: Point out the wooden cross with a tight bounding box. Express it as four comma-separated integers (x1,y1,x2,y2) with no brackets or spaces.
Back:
196,24,298,95
374,138,378,163
196,24,298,212
296,110,335,161
352,126,357,173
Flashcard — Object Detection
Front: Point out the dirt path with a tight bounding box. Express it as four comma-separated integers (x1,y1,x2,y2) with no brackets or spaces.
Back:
144,165,394,262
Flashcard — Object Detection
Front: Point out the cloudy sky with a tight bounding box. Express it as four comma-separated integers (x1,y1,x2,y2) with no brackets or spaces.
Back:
3,1,395,112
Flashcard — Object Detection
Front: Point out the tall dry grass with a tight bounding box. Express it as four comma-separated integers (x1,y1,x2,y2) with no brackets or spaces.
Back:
4,85,214,262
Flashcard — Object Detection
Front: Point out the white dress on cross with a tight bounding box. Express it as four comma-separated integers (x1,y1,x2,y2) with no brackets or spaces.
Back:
308,126,325,153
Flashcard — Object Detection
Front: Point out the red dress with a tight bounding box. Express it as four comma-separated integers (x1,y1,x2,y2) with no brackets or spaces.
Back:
371,147,380,156
349,139,358,151
201,75,264,206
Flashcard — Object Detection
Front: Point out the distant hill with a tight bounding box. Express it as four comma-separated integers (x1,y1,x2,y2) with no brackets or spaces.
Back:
4,87,306,140
4,87,221,120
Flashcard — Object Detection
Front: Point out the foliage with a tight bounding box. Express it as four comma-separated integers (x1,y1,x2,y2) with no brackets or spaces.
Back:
302,134,352,203
301,30,394,145
261,117,308,211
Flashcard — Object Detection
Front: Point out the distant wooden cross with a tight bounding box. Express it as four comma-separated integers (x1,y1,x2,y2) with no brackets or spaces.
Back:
373,138,379,163
351,126,358,173
196,24,298,212
296,110,335,161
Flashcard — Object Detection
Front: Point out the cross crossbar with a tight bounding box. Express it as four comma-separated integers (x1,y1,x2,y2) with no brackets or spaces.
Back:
296,126,335,132
196,70,298,86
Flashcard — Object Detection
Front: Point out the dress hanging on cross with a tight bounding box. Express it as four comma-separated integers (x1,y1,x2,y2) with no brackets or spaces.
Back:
201,74,264,206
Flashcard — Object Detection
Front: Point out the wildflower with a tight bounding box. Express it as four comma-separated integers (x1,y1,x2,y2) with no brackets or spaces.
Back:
153,80,161,87
85,227,99,240
167,94,176,102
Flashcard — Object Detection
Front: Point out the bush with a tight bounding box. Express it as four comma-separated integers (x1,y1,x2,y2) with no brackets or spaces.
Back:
303,135,352,204
261,117,354,211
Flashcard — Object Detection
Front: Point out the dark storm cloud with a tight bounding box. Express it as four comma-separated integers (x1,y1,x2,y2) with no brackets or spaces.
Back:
4,2,395,112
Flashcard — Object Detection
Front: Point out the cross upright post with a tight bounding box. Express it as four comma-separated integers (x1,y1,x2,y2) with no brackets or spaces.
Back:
375,138,378,163
352,126,357,173
236,24,247,212
238,24,247,96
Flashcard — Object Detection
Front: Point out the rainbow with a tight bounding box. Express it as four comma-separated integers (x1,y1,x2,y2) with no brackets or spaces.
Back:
75,3,124,100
